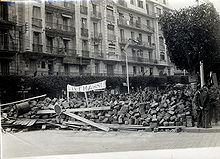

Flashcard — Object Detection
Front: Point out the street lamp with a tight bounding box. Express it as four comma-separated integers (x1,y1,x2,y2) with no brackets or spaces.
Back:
122,38,139,94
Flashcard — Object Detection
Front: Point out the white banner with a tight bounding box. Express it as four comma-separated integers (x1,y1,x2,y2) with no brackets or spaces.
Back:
67,80,106,92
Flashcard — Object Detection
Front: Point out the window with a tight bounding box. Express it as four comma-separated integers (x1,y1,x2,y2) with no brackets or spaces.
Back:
122,65,126,75
160,52,165,61
46,12,53,23
63,39,69,52
141,67,144,73
137,17,141,23
64,64,69,74
130,0,134,5
33,32,40,44
107,8,113,17
46,36,53,53
82,40,88,50
146,3,149,14
156,8,162,16
107,24,114,35
148,35,151,45
138,33,142,43
149,51,152,60
0,2,8,20
93,22,98,35
120,29,124,41
131,31,134,39
81,18,87,28
119,12,124,19
41,61,46,69
150,68,153,75
146,20,150,27
137,0,143,8
132,49,136,57
92,4,97,14
94,44,99,52
0,31,8,49
33,6,41,18
130,15,133,24
95,63,99,74
159,37,164,46
133,66,137,75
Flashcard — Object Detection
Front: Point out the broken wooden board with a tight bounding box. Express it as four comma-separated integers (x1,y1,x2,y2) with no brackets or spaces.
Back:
100,124,150,130
63,112,110,132
27,119,38,127
37,106,111,115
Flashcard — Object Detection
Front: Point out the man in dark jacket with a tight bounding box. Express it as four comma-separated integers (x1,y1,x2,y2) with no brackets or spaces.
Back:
192,86,202,127
200,86,211,128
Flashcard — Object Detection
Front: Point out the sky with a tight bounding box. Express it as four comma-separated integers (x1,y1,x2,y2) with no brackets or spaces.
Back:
168,0,220,12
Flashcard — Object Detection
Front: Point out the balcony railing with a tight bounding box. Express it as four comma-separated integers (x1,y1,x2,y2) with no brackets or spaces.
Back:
90,32,102,40
33,44,43,52
107,34,116,41
118,38,154,49
81,28,89,37
32,18,42,28
90,11,101,19
45,21,75,33
118,18,154,32
121,55,155,63
90,51,103,59
80,5,88,15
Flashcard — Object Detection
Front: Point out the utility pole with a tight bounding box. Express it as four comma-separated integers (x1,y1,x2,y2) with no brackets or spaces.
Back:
123,42,130,94
196,0,206,88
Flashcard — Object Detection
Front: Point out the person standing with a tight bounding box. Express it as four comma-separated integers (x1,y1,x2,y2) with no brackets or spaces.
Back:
200,86,211,128
192,85,202,127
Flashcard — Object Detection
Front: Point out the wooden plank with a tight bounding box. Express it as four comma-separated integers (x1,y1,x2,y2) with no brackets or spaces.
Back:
63,112,110,132
27,119,38,126
21,119,31,126
37,106,111,115
100,124,150,130
0,94,47,107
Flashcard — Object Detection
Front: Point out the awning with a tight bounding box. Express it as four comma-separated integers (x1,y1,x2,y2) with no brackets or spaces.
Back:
61,14,72,18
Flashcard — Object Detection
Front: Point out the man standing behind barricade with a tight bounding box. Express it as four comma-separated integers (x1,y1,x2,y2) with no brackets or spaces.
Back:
209,85,219,126
192,85,202,127
200,86,211,128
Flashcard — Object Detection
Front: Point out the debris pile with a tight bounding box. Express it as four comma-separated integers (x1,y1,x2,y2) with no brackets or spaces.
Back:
1,87,195,132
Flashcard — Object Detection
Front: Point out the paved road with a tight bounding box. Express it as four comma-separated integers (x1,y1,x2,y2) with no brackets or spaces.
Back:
2,130,220,158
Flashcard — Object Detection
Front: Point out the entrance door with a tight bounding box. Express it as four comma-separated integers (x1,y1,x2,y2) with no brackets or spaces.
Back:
30,60,37,75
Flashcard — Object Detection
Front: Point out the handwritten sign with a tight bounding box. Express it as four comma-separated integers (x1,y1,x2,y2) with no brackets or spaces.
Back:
67,80,106,92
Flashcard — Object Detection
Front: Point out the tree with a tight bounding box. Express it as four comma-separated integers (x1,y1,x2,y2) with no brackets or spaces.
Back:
159,3,220,79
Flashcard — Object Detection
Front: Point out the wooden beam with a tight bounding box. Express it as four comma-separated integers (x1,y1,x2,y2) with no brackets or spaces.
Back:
37,106,111,115
0,94,47,107
63,112,110,132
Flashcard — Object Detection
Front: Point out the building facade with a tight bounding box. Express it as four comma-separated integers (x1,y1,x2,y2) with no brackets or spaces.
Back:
0,0,174,76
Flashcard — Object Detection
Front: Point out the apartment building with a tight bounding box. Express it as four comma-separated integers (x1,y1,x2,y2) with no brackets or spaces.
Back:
0,2,20,75
0,0,174,76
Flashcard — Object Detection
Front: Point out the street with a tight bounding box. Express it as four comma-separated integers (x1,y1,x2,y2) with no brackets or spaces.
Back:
2,130,220,158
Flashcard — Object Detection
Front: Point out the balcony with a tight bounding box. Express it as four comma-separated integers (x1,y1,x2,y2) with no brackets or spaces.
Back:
90,32,102,41
107,34,116,41
81,28,89,37
33,44,43,52
80,5,88,15
90,11,101,20
45,22,75,35
90,51,103,59
117,0,127,7
121,55,155,63
106,15,115,22
117,18,154,33
32,18,42,28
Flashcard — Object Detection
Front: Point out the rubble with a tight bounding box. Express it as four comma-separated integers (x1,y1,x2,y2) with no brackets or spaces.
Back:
1,87,194,132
